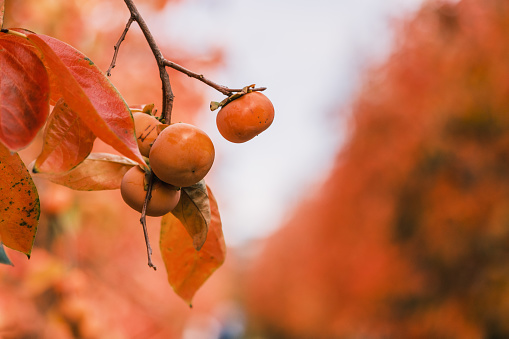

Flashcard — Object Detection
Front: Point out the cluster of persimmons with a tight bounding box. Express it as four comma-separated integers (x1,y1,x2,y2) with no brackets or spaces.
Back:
121,91,274,216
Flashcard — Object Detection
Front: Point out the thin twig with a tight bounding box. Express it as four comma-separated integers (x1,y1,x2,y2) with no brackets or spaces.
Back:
123,0,174,124
163,59,267,96
106,15,135,76
140,171,157,270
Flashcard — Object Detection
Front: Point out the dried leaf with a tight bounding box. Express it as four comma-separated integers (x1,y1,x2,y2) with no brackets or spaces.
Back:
0,34,50,151
210,84,255,111
0,143,39,256
160,186,226,306
171,180,210,250
30,153,138,191
34,98,96,174
25,33,146,168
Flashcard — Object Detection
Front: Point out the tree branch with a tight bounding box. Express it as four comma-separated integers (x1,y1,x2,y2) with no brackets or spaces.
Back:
113,0,269,271
163,58,266,97
106,15,135,77
122,0,174,124
112,1,266,114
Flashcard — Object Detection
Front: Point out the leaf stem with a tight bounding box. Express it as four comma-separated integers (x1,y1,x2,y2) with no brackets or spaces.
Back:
140,170,157,270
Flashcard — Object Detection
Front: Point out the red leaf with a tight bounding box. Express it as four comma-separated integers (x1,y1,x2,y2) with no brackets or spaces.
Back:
34,98,96,174
160,186,226,306
0,143,39,256
0,33,50,151
171,180,210,250
30,153,138,191
25,33,146,168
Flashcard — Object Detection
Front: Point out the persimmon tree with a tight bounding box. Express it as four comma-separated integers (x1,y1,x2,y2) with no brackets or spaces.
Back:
0,0,273,306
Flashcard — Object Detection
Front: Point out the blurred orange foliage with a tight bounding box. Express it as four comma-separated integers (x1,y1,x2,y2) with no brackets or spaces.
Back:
246,0,509,338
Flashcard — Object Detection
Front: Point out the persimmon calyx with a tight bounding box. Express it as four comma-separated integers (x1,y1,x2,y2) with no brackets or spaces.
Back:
210,84,256,111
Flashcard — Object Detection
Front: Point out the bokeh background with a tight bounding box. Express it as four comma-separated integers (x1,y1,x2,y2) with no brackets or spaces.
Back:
4,0,509,338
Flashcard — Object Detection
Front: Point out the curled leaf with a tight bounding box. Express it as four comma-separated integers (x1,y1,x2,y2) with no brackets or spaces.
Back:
31,153,138,191
209,101,221,111
0,143,39,256
160,186,226,306
34,98,96,174
171,180,211,250
142,103,155,114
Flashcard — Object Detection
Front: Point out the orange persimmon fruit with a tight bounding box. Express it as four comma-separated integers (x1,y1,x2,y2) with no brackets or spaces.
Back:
133,112,161,157
216,91,275,143
149,122,215,187
120,166,180,216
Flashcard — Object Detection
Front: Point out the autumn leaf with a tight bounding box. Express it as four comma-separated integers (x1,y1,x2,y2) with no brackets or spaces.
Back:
160,186,226,306
24,33,146,168
34,98,96,174
0,143,39,257
30,153,137,191
171,180,211,250
0,33,50,151
0,242,12,266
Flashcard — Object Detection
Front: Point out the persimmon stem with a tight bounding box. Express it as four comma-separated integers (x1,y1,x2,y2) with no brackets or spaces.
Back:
106,15,134,77
140,170,157,270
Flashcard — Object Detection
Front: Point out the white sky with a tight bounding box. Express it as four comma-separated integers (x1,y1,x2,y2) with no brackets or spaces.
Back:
151,0,425,246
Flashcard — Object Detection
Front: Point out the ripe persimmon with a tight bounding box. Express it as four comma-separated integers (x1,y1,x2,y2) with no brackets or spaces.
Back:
149,123,215,187
133,112,161,157
120,166,180,216
216,91,274,143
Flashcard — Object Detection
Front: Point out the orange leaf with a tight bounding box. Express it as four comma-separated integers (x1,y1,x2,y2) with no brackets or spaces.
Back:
0,33,50,151
30,153,138,191
25,33,146,168
160,186,226,306
0,143,39,256
34,98,96,174
171,180,210,250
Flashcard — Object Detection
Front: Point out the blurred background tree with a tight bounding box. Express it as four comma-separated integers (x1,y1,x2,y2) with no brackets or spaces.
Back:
246,0,509,338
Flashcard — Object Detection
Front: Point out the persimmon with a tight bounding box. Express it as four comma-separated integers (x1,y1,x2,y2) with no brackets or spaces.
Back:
149,123,215,187
133,112,161,157
216,91,275,143
120,166,180,217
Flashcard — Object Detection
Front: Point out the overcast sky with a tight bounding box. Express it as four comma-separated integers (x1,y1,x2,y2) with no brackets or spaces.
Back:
151,0,425,246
